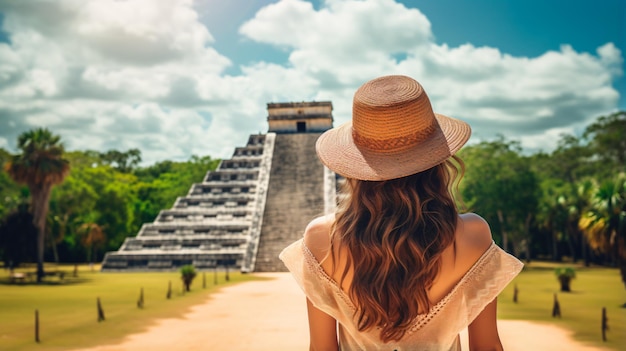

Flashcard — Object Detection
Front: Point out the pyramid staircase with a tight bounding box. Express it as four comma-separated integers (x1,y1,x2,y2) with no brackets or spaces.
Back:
101,101,335,272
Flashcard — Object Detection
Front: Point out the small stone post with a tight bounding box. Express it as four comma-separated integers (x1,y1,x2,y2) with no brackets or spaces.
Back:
97,297,105,322
601,307,608,341
137,287,144,309
35,309,40,343
551,293,561,318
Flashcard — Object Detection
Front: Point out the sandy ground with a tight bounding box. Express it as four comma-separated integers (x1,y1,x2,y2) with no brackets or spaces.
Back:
74,273,608,351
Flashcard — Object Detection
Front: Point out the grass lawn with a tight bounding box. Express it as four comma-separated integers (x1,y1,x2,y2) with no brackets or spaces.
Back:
1,262,624,351
0,264,260,351
497,262,626,350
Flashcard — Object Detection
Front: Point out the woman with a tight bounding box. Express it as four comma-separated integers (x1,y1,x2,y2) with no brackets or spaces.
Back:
280,75,523,350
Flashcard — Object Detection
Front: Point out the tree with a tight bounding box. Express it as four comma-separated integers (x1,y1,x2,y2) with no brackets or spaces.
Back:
99,148,142,173
49,175,98,262
4,128,69,282
77,222,107,265
536,180,569,261
0,147,24,219
63,150,103,169
536,180,595,263
96,172,137,250
459,137,540,258
534,135,591,184
565,181,595,265
583,111,626,177
0,204,37,268
579,174,626,294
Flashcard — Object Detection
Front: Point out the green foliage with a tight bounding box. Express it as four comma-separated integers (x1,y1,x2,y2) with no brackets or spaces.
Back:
99,148,142,173
534,179,594,263
459,136,539,256
1,111,623,271
583,111,626,177
555,267,576,292
48,160,137,257
6,128,70,186
0,204,37,267
0,148,22,219
578,173,626,289
4,128,70,281
0,171,25,219
48,170,99,262
555,267,576,279
457,110,625,273
180,264,197,291
0,147,11,164
531,135,593,183
1,143,219,264
180,264,197,277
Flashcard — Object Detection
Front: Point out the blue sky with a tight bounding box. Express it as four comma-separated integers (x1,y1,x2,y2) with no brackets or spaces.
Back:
0,0,623,164
200,0,624,106
206,1,624,71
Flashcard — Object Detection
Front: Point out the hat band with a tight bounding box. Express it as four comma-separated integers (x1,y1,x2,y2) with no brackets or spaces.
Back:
352,123,436,152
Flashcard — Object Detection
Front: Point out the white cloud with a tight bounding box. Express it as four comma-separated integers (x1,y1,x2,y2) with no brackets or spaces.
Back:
76,0,213,65
240,0,621,152
0,0,622,166
516,125,580,154
0,0,239,163
240,0,432,88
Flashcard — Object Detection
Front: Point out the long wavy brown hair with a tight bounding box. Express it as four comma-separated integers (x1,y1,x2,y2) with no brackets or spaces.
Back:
330,155,465,342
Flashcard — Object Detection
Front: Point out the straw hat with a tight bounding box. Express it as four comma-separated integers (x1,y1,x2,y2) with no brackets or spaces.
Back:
316,75,471,181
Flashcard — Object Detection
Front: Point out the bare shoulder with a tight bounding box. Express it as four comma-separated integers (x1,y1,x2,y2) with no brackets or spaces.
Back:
457,213,494,256
303,213,335,263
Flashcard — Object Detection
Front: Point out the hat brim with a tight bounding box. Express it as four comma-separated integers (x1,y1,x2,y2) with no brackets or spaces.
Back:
315,113,471,181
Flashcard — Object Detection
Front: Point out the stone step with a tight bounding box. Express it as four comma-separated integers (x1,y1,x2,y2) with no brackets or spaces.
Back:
254,133,326,272
102,102,334,273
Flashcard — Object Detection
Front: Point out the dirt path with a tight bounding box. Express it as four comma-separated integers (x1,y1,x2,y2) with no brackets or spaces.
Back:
75,273,607,351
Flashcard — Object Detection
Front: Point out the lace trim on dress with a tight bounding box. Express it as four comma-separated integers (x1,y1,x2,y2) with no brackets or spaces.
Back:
407,242,498,333
301,240,500,333
301,242,357,310
463,245,523,322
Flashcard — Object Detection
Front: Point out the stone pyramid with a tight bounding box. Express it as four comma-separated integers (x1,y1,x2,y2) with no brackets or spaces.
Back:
101,101,336,272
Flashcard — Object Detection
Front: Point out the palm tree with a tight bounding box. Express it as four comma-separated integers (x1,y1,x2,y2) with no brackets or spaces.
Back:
579,174,626,297
4,128,69,282
537,182,569,262
569,181,595,265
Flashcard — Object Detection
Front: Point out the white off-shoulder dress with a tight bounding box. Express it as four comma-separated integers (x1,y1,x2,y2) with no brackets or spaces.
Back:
279,239,523,351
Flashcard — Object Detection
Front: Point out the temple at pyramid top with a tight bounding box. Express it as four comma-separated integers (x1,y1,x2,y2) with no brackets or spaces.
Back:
101,100,336,272
267,101,333,133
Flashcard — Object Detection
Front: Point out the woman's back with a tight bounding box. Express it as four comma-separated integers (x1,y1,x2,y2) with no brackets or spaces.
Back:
304,212,494,315
281,212,522,350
